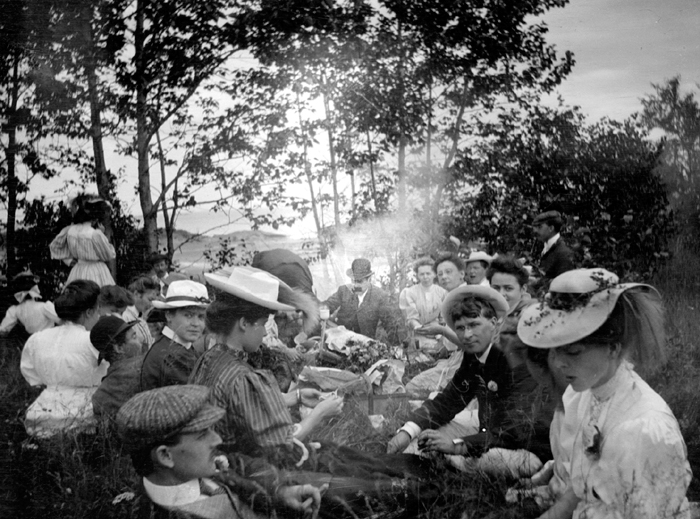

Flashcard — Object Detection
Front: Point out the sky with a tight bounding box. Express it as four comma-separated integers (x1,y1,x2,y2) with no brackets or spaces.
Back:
16,0,700,237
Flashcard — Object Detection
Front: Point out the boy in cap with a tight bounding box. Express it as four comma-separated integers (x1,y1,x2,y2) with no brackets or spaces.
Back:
324,258,401,342
140,280,209,391
117,385,322,519
387,286,549,479
531,210,575,291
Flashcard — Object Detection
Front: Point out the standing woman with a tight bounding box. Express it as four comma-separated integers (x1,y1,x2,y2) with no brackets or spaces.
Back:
20,280,109,436
50,194,116,287
517,268,691,519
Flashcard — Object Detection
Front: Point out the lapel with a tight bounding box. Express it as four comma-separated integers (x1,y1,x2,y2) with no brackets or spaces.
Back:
541,238,559,260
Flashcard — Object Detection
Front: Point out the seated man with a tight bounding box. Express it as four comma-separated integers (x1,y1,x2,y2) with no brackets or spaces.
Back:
140,280,209,391
324,258,401,342
116,385,322,519
464,251,492,286
387,285,550,479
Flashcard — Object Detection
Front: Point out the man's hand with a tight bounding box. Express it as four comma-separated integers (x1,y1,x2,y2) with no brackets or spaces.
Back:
415,324,444,337
277,483,326,519
299,388,322,407
417,429,460,454
386,431,411,454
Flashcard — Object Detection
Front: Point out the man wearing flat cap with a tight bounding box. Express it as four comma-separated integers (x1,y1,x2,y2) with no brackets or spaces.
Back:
387,286,550,479
141,280,210,391
116,385,322,519
531,210,574,292
324,258,402,343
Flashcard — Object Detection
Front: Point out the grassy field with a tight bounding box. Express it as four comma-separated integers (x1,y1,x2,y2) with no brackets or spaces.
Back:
2,246,700,518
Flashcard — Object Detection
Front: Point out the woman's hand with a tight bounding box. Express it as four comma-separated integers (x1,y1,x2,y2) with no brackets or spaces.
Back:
277,483,326,519
311,394,344,419
415,324,444,336
386,431,411,454
417,429,460,454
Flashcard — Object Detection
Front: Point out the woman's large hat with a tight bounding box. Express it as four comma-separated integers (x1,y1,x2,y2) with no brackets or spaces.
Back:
152,280,210,310
442,285,509,330
517,268,654,349
205,266,296,312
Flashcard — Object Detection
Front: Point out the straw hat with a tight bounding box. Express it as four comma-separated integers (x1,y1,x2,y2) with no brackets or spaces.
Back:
517,268,653,349
152,280,210,310
465,251,493,265
116,385,225,452
441,285,509,330
205,266,296,312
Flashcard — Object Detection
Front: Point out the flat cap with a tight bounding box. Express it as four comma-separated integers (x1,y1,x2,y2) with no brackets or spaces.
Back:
532,210,563,226
116,385,224,451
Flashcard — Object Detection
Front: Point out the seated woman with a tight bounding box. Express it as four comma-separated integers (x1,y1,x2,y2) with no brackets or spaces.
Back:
517,268,691,519
98,285,133,317
399,257,447,355
20,280,108,437
190,266,344,465
487,255,535,369
0,272,59,338
91,315,144,419
124,276,160,353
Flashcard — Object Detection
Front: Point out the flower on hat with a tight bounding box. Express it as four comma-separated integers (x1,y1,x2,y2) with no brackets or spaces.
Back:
487,380,498,392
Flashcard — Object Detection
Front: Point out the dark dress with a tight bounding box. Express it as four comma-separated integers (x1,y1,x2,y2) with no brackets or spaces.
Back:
93,355,144,418
140,331,200,391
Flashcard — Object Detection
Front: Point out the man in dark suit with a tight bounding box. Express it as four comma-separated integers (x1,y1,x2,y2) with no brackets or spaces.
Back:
324,258,401,342
386,286,551,478
532,210,575,292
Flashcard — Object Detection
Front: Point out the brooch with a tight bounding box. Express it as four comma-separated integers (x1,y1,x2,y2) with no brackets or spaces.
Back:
584,425,602,461
487,380,498,392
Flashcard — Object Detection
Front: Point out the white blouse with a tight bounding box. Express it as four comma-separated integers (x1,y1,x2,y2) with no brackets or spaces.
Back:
399,283,447,329
562,361,691,519
20,322,108,387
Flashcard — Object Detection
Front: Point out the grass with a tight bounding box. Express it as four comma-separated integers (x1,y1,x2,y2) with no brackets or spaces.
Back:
3,244,700,517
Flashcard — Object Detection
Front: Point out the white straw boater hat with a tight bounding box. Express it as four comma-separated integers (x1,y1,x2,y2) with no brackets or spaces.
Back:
152,280,211,310
464,251,493,265
517,268,655,349
205,266,296,312
442,285,509,330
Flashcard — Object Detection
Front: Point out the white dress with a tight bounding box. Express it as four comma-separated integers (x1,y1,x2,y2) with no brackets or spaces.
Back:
562,360,691,519
20,322,109,437
50,222,116,287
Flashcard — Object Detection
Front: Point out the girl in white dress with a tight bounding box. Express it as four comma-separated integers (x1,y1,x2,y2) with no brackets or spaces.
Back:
517,268,691,519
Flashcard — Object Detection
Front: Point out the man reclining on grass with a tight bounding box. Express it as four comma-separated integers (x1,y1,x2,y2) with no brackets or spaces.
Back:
387,285,553,479
116,384,323,519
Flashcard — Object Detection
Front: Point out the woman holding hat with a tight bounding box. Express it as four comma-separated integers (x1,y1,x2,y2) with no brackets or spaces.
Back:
517,268,691,519
190,266,344,465
91,315,143,418
50,193,116,287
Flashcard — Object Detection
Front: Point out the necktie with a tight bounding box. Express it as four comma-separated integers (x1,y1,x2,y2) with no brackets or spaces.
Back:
199,478,226,496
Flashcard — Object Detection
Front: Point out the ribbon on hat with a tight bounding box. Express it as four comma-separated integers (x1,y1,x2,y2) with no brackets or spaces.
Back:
15,286,41,304
163,295,211,304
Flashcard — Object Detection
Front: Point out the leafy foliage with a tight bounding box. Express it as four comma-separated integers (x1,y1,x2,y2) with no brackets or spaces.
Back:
444,106,674,280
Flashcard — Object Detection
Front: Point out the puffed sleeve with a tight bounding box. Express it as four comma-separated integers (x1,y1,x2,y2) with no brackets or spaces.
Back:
399,287,421,330
230,369,295,452
574,413,691,519
49,226,73,261
0,306,19,333
91,228,116,262
20,334,42,386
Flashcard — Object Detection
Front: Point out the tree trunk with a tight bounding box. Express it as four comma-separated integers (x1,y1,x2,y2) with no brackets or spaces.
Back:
5,49,20,278
396,15,407,213
135,0,158,253
156,130,175,258
321,77,341,227
81,6,116,277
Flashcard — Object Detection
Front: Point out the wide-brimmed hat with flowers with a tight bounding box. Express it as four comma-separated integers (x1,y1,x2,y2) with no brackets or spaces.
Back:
517,268,655,349
442,285,509,330
152,280,210,310
205,266,296,312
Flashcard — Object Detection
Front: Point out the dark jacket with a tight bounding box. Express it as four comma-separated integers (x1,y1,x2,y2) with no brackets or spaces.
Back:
536,238,575,291
140,333,200,391
93,354,143,418
324,284,401,342
408,346,552,461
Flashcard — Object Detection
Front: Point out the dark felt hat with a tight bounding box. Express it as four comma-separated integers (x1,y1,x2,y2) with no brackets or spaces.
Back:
90,316,137,352
346,258,373,280
116,385,225,452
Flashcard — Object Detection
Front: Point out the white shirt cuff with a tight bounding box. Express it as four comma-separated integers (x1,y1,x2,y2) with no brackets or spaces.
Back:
399,422,422,439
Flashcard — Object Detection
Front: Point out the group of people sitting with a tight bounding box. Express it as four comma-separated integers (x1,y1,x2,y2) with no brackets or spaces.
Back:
2,207,692,519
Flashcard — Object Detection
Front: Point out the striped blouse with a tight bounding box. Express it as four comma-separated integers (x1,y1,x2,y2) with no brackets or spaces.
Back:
189,344,296,462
